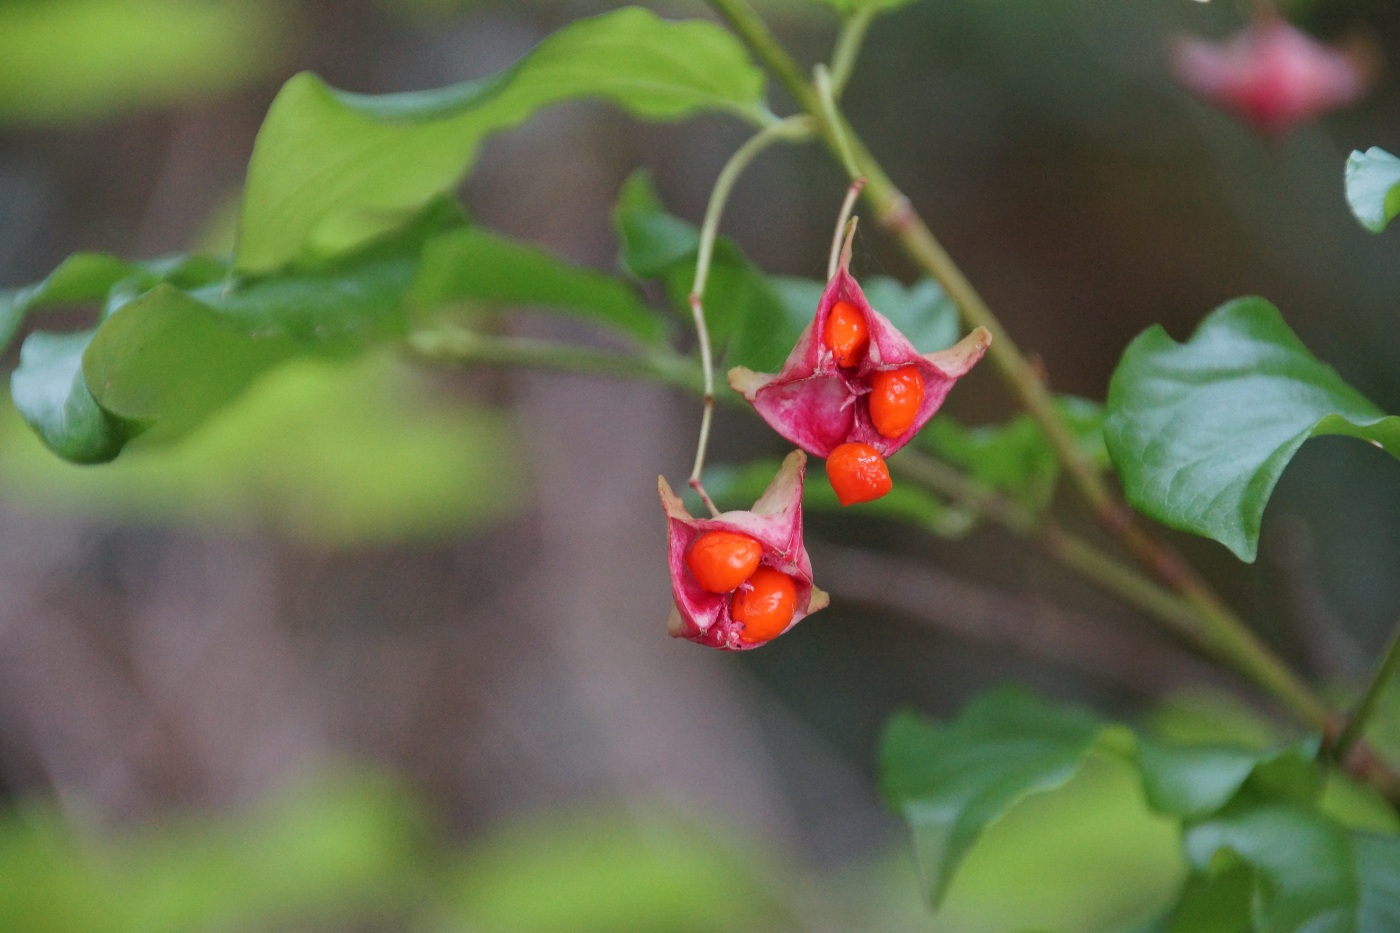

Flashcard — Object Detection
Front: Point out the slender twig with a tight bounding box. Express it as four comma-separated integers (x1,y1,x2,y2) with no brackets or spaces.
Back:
827,178,865,280
687,116,814,516
1331,621,1400,763
829,8,876,98
407,327,703,392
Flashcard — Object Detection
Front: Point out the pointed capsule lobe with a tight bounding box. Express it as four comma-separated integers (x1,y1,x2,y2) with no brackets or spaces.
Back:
1170,16,1369,135
660,450,828,651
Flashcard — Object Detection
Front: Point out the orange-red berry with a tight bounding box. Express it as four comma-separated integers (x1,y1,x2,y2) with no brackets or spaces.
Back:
732,566,798,643
868,366,925,438
822,299,869,369
826,441,892,506
685,530,763,594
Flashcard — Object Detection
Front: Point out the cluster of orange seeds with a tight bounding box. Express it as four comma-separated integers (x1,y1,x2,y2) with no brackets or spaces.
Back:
820,299,927,505
685,530,798,643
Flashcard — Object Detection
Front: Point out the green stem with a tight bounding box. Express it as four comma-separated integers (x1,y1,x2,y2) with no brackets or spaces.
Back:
689,115,814,515
407,327,703,392
702,0,1333,731
829,8,876,98
1332,621,1400,763
892,452,1207,649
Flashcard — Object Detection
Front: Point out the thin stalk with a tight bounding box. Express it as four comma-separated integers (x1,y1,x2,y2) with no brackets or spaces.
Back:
827,178,865,280
829,8,876,98
892,453,1207,647
1332,621,1400,763
702,0,1333,731
407,327,703,392
688,115,814,516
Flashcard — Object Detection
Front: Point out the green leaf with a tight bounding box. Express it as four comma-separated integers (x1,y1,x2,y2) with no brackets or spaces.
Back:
412,226,664,343
932,753,1185,933
614,171,703,280
1183,804,1400,933
10,330,138,464
82,285,300,438
236,7,766,272
0,354,525,547
1104,297,1400,562
923,397,1105,514
614,172,795,371
1165,861,1254,933
1137,739,1323,823
13,200,457,463
1,253,139,354
1345,148,1400,233
880,689,1111,906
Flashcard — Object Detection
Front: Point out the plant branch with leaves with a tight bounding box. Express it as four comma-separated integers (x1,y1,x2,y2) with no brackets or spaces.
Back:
3,0,1400,927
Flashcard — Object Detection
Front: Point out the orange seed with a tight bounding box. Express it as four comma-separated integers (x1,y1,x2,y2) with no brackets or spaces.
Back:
732,567,798,643
825,442,893,506
822,299,869,369
868,366,926,438
685,530,763,594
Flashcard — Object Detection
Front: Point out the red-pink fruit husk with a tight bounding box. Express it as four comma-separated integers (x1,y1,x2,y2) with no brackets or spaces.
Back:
659,450,828,650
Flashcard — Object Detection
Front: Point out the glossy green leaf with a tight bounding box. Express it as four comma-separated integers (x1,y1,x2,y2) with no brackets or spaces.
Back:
412,226,664,343
880,689,1112,906
1345,148,1400,233
923,397,1106,514
614,172,795,371
1137,739,1322,823
934,753,1184,933
1183,804,1400,933
0,251,230,355
1165,861,1254,933
10,330,138,464
1104,297,1400,562
236,7,767,272
614,172,702,280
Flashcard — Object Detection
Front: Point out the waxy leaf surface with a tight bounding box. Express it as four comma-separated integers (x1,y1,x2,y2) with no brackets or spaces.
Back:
1104,297,1400,562
412,227,663,343
614,172,794,371
880,689,1108,906
1345,147,1400,233
237,7,766,271
10,330,137,464
1181,805,1400,933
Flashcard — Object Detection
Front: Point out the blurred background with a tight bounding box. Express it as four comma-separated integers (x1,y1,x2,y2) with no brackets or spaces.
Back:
0,0,1398,929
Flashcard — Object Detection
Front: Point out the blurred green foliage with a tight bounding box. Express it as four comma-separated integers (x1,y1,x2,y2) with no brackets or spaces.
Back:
0,352,526,546
0,0,288,124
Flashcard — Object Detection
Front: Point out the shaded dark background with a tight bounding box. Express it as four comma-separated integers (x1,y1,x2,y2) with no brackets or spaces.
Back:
0,0,1398,929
